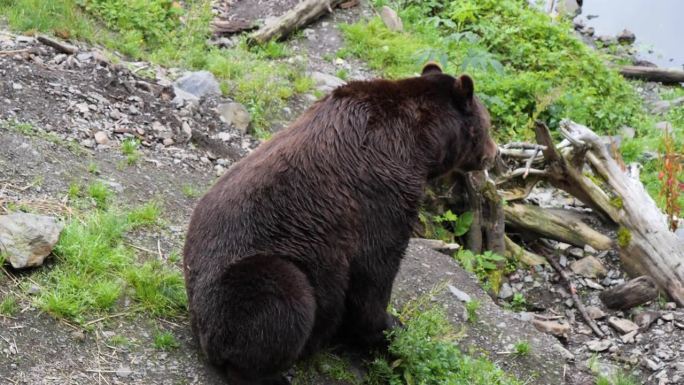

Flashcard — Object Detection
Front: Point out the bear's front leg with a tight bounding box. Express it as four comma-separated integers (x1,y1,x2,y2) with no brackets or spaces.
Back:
338,259,402,350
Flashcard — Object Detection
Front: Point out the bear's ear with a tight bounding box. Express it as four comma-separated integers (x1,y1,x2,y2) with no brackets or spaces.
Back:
421,62,443,76
454,75,474,101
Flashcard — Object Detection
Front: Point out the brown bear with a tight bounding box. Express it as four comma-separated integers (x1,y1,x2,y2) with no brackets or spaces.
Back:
183,63,498,385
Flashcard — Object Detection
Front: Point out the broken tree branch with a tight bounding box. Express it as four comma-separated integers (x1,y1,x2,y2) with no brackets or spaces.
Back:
36,35,78,55
544,246,605,338
619,65,684,84
599,276,659,310
558,120,684,306
504,203,614,251
248,0,346,45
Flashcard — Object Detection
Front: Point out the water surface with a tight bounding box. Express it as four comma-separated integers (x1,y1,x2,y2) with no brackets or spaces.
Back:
580,0,683,68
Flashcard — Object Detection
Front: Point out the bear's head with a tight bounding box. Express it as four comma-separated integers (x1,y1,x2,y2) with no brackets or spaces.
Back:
419,63,498,178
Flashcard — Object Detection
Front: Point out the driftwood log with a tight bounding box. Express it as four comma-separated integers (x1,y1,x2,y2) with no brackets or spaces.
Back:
511,120,684,305
599,276,659,310
619,65,684,84
248,0,346,44
37,35,78,55
504,203,613,251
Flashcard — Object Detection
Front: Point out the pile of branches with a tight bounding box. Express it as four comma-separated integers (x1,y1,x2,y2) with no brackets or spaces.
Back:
431,120,684,335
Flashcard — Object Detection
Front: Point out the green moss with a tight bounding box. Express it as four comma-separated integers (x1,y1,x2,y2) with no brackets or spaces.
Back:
617,227,632,248
610,196,624,209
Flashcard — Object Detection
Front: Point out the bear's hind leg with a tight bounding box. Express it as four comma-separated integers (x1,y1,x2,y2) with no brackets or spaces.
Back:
194,255,315,384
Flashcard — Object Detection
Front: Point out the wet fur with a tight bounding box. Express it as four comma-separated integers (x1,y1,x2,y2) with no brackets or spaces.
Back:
183,69,496,384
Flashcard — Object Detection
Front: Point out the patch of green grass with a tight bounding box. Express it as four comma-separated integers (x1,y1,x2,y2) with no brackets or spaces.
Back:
465,300,480,323
511,293,527,312
87,181,112,209
295,352,360,385
121,138,141,165
127,200,161,228
34,205,186,323
367,306,521,385
335,69,349,81
340,0,646,141
67,182,81,201
513,341,530,356
0,295,19,317
124,260,186,316
108,334,131,348
1,119,85,155
87,162,99,174
153,330,180,350
181,184,202,199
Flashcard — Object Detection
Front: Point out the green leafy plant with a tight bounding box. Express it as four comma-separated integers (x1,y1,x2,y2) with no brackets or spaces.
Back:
153,330,180,350
511,293,527,311
465,300,480,323
513,341,530,356
0,295,19,316
121,138,141,165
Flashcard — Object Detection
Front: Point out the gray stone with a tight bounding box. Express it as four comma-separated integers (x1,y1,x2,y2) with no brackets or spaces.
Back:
174,70,221,98
586,305,607,320
655,121,673,132
532,319,571,338
310,71,345,93
570,255,608,279
620,126,636,140
0,213,64,268
94,131,109,145
635,311,660,330
597,35,616,44
587,339,612,352
218,102,251,133
172,87,200,108
447,284,471,302
608,316,639,334
116,367,133,378
617,29,636,44
498,282,514,300
380,6,403,32
620,330,638,344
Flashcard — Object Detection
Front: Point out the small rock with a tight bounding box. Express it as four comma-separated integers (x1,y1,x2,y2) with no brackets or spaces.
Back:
163,138,175,146
380,6,403,32
570,255,608,279
621,330,638,344
498,282,514,300
532,319,571,338
215,164,227,177
310,71,345,93
617,29,636,44
585,279,605,290
597,35,616,44
71,330,86,342
27,284,40,295
553,343,575,361
584,244,597,254
582,26,595,36
76,102,90,114
652,100,672,114
172,87,200,107
116,367,133,378
94,131,109,145
620,126,636,140
12,83,23,90
447,284,471,302
608,316,639,334
174,70,221,98
0,213,64,269
664,302,677,310
217,102,251,133
661,313,674,322
587,339,612,352
644,358,662,371
586,306,607,320
567,247,584,259
635,311,660,330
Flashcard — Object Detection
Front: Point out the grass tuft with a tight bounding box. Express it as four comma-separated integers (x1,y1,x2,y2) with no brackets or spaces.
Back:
153,330,180,350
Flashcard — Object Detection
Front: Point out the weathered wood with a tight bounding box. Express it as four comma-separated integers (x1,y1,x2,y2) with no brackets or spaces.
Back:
559,120,684,306
212,19,256,35
599,276,659,310
619,65,684,84
504,235,547,266
37,35,78,55
248,0,346,44
465,171,505,255
504,203,614,251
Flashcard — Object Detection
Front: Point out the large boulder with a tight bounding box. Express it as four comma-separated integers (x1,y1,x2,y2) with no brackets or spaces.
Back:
0,213,63,268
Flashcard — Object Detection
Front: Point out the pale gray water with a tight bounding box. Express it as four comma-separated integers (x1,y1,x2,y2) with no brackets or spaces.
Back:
580,0,683,68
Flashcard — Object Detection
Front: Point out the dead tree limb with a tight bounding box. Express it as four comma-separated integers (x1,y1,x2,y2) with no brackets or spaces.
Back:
248,0,346,44
504,203,613,250
619,65,684,84
558,120,684,306
504,235,547,266
544,247,605,338
37,35,78,55
465,171,505,255
599,276,659,310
